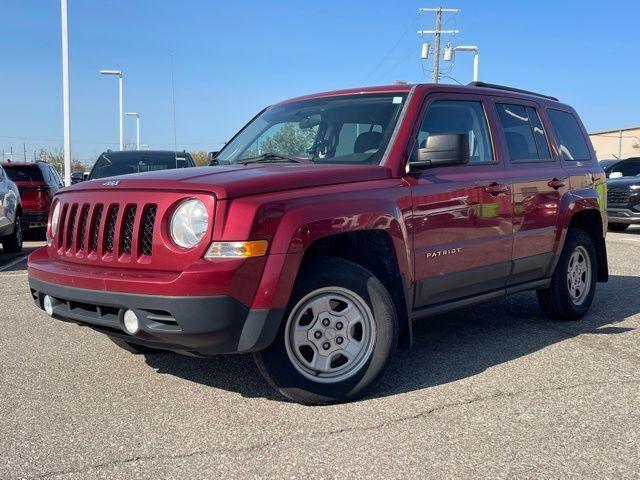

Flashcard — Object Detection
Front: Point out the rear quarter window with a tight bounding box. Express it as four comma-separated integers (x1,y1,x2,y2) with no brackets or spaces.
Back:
547,109,591,161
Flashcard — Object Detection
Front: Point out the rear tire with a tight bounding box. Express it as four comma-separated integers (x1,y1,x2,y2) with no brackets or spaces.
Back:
607,222,629,232
536,229,597,321
254,257,397,405
1,213,23,253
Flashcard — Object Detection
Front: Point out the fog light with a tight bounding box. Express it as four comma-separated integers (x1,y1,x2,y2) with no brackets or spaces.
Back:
123,309,140,335
43,295,54,316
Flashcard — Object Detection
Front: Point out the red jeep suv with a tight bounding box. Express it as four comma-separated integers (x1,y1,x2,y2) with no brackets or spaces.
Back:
28,82,608,404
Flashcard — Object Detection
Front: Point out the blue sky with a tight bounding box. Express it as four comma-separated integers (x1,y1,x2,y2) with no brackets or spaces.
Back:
1,0,639,164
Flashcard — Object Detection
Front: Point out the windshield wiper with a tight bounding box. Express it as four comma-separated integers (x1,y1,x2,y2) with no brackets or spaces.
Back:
240,153,306,165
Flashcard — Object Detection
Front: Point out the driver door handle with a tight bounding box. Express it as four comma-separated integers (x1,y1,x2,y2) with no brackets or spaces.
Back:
547,178,565,190
484,182,509,196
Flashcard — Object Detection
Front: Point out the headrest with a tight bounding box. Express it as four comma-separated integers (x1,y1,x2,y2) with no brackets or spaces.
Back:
354,131,383,153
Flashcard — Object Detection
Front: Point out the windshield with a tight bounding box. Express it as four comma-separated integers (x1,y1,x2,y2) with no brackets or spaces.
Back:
604,158,640,178
90,152,192,180
216,93,408,166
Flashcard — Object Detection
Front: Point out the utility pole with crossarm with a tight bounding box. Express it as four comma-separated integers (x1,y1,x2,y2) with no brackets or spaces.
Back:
417,7,460,83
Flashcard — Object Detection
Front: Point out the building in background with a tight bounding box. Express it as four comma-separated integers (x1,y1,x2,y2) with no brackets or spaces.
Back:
589,126,640,161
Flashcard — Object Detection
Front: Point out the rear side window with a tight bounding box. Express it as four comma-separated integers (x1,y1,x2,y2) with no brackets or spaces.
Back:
547,109,591,161
496,104,550,161
4,166,44,182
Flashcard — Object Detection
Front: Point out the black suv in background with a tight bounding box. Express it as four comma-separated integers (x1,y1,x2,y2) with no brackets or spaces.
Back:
87,150,196,180
602,157,640,231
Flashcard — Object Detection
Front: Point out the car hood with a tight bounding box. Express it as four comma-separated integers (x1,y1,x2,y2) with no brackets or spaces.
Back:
606,177,640,188
67,163,393,200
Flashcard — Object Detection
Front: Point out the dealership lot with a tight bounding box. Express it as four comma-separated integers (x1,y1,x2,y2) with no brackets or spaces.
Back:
0,233,638,479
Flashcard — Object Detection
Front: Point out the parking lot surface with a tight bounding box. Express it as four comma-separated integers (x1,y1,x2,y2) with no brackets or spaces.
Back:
1,232,638,479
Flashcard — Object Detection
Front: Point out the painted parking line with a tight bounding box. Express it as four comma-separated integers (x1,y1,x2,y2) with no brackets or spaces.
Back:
0,255,28,272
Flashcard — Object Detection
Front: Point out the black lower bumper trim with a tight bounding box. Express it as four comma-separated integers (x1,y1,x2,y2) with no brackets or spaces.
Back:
29,277,284,356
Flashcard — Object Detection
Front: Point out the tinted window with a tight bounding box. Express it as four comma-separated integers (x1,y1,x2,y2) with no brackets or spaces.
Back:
547,109,590,161
90,152,193,180
415,100,494,164
609,161,640,177
4,165,44,182
496,104,550,161
526,107,551,159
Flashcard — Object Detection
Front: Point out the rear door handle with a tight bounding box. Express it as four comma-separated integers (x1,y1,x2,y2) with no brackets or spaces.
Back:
484,182,509,196
547,178,565,190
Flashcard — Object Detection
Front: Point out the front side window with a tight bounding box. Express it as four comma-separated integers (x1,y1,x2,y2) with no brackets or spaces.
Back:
216,93,408,166
413,99,494,164
547,109,591,161
496,104,551,161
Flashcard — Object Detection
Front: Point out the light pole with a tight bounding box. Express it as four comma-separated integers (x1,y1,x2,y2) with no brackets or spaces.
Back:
443,44,479,82
125,112,140,150
99,69,123,150
60,0,71,186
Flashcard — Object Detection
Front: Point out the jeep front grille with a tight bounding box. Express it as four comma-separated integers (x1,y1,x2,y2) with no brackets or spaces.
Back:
56,201,157,259
142,206,156,256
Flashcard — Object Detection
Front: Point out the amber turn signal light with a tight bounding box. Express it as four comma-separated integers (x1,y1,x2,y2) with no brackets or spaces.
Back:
204,240,268,259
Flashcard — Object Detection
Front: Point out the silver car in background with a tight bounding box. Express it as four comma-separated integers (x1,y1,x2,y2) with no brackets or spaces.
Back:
0,164,23,253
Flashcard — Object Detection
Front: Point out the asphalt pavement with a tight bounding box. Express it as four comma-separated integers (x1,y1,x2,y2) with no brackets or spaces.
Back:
0,231,638,479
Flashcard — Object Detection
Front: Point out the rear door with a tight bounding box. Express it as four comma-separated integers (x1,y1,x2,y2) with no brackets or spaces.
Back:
407,93,513,308
492,99,567,285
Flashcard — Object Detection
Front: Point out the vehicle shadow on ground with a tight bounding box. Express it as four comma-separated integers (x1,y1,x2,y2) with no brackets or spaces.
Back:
143,274,638,403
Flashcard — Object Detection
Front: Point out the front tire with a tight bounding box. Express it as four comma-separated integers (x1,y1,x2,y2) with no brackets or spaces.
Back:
1,213,23,253
608,222,629,232
254,257,397,405
537,229,597,321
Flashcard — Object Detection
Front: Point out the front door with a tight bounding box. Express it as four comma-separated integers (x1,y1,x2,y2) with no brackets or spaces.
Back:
407,94,513,308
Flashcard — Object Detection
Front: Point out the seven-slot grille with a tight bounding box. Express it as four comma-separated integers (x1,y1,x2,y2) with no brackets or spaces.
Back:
607,189,630,207
56,202,157,258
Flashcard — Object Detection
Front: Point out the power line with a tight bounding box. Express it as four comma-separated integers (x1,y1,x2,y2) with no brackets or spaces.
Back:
361,12,421,85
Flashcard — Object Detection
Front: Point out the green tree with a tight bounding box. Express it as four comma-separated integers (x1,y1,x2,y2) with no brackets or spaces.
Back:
190,151,209,166
259,123,317,157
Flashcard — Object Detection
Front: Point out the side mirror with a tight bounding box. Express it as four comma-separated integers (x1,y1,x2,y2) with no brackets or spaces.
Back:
208,151,220,165
410,133,469,170
70,172,84,184
609,171,623,179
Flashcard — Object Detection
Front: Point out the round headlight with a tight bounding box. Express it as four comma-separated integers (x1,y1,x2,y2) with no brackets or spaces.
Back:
49,202,61,239
170,199,209,249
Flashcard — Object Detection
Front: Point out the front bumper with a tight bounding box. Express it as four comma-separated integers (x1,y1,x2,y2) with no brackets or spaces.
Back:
29,277,284,356
606,208,640,224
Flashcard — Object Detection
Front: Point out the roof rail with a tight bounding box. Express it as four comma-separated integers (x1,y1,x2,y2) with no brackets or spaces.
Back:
468,81,559,101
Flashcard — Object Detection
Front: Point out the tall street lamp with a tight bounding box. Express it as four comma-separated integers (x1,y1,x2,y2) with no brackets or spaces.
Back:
99,69,123,150
60,0,71,186
125,112,140,150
